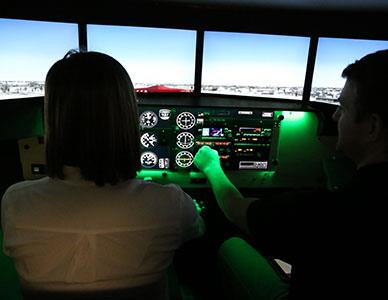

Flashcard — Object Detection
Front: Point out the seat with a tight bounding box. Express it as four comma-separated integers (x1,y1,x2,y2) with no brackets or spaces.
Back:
0,230,23,300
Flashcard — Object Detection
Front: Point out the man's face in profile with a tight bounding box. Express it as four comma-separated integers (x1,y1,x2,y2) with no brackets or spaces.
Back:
332,79,370,166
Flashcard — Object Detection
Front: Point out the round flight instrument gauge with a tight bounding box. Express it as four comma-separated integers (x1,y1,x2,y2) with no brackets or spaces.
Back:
175,151,194,168
140,111,158,128
176,112,196,130
141,133,158,148
140,151,158,168
176,132,195,149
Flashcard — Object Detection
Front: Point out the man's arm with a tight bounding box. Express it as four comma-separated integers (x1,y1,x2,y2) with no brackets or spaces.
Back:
193,146,257,234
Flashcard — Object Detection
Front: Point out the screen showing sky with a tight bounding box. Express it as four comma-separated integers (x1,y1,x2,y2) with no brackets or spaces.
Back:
311,37,388,104
87,24,196,90
0,18,78,100
201,31,310,100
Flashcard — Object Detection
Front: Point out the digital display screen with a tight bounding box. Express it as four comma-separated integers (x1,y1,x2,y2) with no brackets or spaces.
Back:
311,37,388,105
202,128,224,137
201,31,310,100
0,18,79,100
87,24,196,93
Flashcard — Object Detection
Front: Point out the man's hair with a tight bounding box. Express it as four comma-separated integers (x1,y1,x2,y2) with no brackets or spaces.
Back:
44,50,140,186
342,49,388,126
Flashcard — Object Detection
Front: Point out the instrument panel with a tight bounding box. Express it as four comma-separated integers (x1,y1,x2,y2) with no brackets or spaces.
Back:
17,107,328,189
139,106,281,171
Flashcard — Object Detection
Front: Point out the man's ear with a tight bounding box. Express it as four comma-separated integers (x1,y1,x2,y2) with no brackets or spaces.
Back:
368,113,384,142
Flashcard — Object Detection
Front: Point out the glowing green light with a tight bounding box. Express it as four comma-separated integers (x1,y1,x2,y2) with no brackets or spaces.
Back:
261,171,275,178
192,198,202,214
282,111,306,121
137,170,169,178
276,111,314,134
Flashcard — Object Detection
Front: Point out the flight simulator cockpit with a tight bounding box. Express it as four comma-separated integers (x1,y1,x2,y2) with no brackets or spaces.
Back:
2,18,387,191
1,6,388,300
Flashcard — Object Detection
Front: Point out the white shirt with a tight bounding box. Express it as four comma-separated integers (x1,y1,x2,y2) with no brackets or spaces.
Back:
1,168,204,291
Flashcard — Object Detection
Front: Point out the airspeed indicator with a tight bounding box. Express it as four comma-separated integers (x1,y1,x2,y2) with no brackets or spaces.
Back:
140,111,158,128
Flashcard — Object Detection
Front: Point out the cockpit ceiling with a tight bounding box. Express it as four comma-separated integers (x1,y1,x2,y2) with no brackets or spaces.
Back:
157,0,388,11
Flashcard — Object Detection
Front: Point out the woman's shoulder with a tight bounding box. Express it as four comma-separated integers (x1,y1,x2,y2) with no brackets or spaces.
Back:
3,177,50,196
1,177,51,212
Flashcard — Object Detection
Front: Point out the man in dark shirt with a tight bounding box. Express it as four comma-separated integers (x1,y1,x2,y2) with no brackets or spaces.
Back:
194,49,388,299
